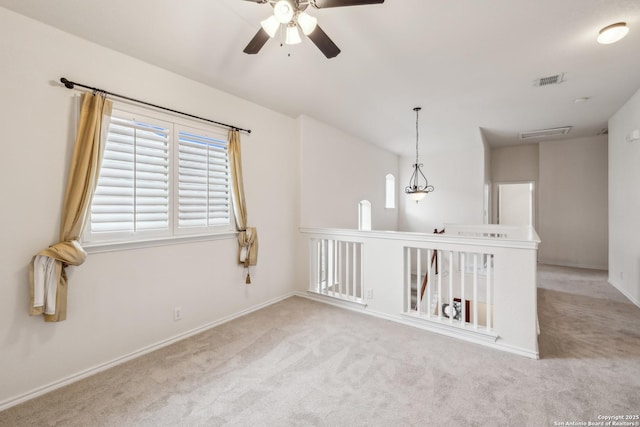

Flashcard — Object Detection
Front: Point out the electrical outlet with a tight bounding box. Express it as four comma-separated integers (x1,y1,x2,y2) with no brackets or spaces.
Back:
366,289,373,299
174,307,182,321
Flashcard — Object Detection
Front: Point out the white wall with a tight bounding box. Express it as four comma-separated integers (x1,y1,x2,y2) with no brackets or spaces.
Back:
490,143,539,225
299,115,399,231
538,136,608,270
491,144,540,183
398,147,485,232
490,139,608,270
608,88,640,306
0,8,299,406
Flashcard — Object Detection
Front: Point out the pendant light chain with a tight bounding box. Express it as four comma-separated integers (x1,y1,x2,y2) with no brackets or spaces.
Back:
415,107,420,166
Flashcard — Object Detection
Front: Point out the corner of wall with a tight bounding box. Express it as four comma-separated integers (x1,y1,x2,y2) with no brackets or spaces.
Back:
608,87,640,306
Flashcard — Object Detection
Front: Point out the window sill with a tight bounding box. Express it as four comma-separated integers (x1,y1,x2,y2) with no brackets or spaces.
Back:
83,232,238,254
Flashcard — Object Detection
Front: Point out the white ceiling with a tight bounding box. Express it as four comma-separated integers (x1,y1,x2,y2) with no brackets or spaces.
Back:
2,0,639,155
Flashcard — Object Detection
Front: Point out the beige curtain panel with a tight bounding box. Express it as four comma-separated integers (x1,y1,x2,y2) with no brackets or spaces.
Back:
229,130,258,284
29,92,112,322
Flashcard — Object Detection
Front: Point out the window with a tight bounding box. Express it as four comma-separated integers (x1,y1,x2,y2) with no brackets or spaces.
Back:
175,127,231,230
84,105,232,245
385,174,395,209
358,200,371,231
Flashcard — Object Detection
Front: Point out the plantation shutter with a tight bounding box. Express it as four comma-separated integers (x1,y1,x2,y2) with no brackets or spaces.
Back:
90,111,170,234
177,127,230,229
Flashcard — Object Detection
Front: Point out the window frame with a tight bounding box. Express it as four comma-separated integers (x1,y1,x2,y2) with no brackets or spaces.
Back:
358,200,372,231
385,173,395,209
82,101,235,251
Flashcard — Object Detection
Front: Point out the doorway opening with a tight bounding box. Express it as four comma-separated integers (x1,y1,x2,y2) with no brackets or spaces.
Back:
496,182,535,227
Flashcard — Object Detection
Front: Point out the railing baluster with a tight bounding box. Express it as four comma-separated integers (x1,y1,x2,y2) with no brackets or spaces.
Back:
326,240,331,296
426,249,432,317
335,241,339,296
461,252,466,325
333,240,342,296
352,242,357,299
486,254,492,330
317,240,322,293
324,239,330,295
337,241,342,298
437,250,442,321
448,251,453,324
473,253,478,329
406,247,411,312
416,248,422,314
345,242,350,299
333,240,338,297
359,244,364,301
310,239,316,292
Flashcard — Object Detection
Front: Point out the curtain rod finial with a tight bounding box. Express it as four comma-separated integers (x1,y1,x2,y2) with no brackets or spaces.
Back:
60,77,74,89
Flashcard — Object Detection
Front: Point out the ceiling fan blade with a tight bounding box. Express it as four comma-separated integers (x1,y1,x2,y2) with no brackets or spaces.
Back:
240,0,269,3
311,0,384,8
243,28,271,54
307,25,341,58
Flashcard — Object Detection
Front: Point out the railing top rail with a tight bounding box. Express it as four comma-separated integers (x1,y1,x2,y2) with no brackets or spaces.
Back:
299,225,540,250
444,224,540,242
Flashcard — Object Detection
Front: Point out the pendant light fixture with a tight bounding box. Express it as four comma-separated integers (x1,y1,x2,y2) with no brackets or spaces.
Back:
405,107,434,203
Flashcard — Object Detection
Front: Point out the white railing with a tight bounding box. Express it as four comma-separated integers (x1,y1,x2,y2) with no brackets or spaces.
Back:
406,248,493,332
309,238,364,303
301,225,540,358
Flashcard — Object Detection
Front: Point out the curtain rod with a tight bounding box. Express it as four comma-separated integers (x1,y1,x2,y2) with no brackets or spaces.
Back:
59,77,251,134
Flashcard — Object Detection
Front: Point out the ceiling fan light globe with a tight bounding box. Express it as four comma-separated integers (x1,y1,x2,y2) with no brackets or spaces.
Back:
274,0,294,24
298,12,318,35
597,22,629,44
260,15,280,38
285,25,302,45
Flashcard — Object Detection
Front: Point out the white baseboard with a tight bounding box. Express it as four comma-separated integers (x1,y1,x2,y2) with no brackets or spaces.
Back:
608,278,640,308
301,291,368,310
0,292,296,412
294,292,539,360
538,259,608,271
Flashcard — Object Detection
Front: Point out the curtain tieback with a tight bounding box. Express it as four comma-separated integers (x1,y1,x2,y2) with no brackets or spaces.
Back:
29,240,87,321
237,227,258,284
40,240,88,267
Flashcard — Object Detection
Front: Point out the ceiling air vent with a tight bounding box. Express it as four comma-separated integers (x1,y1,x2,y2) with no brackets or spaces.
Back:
533,73,565,87
597,128,609,135
519,126,572,140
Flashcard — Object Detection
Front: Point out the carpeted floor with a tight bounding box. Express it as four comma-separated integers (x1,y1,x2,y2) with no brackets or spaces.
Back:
1,264,639,426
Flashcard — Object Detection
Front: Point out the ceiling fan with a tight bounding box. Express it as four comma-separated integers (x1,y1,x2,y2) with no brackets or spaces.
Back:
242,0,384,58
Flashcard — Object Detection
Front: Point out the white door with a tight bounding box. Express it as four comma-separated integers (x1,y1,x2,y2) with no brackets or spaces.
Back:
497,182,534,226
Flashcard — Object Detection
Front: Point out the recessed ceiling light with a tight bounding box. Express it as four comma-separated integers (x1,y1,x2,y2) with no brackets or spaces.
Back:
597,22,629,44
